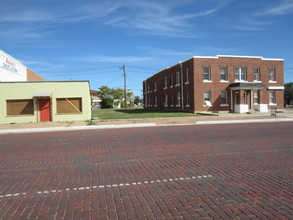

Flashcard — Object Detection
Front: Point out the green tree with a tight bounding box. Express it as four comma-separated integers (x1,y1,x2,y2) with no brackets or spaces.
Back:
99,86,114,108
284,82,293,106
134,96,142,105
98,86,134,108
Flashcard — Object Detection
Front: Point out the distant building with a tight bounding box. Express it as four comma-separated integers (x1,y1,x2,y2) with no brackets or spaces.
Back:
0,50,45,82
143,55,284,113
90,89,101,109
0,81,91,124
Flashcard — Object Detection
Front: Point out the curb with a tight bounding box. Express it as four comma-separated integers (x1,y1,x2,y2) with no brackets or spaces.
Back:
0,123,157,135
1,118,293,135
195,118,293,125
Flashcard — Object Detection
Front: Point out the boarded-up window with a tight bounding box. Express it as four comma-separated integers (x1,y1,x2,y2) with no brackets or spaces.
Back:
7,99,34,116
57,98,82,114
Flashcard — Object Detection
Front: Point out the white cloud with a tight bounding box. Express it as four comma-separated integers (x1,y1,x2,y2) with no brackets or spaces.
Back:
69,55,154,63
138,46,241,58
0,0,230,38
255,0,293,16
105,0,226,37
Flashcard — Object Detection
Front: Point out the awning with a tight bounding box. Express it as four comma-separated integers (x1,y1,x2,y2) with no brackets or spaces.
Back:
229,82,266,90
33,92,52,98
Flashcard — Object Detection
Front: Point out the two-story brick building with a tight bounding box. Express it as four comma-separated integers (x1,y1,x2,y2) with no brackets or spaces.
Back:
143,55,284,113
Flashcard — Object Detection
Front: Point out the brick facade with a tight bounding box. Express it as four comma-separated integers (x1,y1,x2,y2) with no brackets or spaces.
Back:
143,55,284,113
26,68,46,81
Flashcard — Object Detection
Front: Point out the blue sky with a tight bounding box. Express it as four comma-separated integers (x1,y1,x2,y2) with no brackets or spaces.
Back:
1,0,293,96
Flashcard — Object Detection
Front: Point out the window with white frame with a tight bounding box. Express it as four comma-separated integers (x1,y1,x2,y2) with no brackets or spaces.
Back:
220,67,228,81
185,68,189,83
154,96,157,107
170,74,173,87
186,91,190,106
269,90,276,104
254,68,260,81
154,81,157,91
221,91,227,105
254,91,259,104
171,94,174,106
147,83,150,92
235,67,247,81
164,94,168,107
176,92,181,106
176,72,180,86
269,67,276,81
204,91,212,106
203,67,211,81
164,76,167,89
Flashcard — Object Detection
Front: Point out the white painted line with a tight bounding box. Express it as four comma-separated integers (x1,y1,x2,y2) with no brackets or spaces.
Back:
0,174,213,199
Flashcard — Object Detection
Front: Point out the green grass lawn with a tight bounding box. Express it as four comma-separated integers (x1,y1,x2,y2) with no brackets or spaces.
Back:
92,108,199,120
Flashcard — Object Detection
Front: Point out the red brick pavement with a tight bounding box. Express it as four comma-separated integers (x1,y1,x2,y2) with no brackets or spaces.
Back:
0,122,292,219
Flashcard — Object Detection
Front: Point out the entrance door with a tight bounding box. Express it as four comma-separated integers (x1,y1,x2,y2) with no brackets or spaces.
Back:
39,99,51,122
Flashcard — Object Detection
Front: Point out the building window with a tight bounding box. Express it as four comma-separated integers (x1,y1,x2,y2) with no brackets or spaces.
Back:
203,67,211,81
185,68,189,83
57,98,82,114
171,94,174,106
164,76,167,89
6,99,34,116
147,83,150,93
176,92,181,106
164,94,168,107
254,91,259,104
154,96,157,107
221,91,227,105
204,91,212,106
186,91,190,106
148,97,150,106
254,68,260,81
269,67,276,81
154,81,157,91
235,67,247,81
220,67,228,81
170,74,173,87
269,90,276,104
175,72,180,86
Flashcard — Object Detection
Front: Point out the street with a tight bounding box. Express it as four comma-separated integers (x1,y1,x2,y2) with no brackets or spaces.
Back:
0,122,293,219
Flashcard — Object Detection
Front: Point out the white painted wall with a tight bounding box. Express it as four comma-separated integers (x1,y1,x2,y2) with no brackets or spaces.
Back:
0,50,27,82
235,104,249,113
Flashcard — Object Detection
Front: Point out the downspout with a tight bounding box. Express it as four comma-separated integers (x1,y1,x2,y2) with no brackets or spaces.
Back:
179,62,184,111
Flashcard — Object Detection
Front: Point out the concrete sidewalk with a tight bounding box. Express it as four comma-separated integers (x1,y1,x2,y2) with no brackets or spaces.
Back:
1,110,293,134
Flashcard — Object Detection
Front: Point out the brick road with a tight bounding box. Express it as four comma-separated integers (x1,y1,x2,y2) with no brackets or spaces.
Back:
0,122,292,219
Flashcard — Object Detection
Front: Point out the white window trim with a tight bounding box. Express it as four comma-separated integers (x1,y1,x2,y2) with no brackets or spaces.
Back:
185,104,190,107
235,67,247,82
203,80,212,83
220,80,229,83
268,80,277,83
204,101,212,107
268,86,284,90
220,104,229,107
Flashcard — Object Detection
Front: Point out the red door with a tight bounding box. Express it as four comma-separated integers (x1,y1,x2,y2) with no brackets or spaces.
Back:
39,99,51,122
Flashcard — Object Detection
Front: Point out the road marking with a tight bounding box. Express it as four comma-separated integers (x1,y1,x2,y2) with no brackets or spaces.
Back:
0,174,213,199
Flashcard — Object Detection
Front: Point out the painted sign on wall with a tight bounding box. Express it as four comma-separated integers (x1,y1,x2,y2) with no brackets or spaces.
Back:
0,50,26,81
0,53,20,75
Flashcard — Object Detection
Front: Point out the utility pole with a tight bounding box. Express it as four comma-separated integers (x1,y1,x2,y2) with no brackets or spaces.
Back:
120,65,127,108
